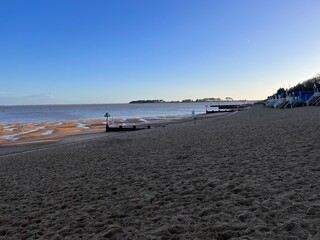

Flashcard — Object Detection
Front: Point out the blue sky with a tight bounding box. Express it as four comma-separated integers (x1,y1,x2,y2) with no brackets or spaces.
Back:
1,0,320,105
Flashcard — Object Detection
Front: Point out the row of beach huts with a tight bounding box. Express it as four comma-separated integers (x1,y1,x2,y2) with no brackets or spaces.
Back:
265,84,320,109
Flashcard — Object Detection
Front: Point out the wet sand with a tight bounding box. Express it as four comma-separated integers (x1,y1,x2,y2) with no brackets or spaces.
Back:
0,117,174,146
0,105,320,239
0,113,228,153
0,118,127,145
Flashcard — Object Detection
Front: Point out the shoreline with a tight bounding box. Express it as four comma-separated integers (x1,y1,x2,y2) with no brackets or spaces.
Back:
0,116,178,144
0,111,233,153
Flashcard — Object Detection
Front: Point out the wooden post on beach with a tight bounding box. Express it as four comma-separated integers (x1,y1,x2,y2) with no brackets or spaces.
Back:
104,112,111,132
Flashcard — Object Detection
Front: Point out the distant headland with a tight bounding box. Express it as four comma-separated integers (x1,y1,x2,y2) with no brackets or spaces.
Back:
130,100,166,104
129,97,237,104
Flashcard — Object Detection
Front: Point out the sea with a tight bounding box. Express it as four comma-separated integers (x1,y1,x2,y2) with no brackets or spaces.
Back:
0,101,251,124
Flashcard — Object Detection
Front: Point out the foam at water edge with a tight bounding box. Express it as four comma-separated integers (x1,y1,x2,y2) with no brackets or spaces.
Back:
0,126,45,141
2,127,17,131
42,130,54,136
139,119,149,123
77,123,90,129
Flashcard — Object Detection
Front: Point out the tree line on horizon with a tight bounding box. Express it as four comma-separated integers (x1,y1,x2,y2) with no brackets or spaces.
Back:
276,74,320,96
129,97,237,104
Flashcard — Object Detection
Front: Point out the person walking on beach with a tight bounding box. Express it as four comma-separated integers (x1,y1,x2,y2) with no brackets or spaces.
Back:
19,124,24,133
192,110,197,125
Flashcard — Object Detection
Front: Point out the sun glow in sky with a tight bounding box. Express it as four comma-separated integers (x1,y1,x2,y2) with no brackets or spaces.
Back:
1,0,320,105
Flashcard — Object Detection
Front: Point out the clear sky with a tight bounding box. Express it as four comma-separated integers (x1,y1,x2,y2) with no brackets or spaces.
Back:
1,0,320,105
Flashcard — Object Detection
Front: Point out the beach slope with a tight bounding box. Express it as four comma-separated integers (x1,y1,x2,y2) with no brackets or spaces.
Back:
0,105,320,239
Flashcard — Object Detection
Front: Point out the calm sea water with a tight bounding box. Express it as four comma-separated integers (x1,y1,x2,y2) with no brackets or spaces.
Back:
0,103,203,124
0,102,250,124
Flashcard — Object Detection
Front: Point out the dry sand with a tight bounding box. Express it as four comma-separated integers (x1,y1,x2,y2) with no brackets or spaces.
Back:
0,105,320,239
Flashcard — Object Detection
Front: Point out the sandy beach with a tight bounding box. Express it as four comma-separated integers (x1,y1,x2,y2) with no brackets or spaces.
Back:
0,104,320,239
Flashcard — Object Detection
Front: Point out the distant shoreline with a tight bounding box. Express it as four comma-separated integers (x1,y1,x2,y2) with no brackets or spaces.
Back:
129,99,253,104
0,101,256,126
0,100,258,107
